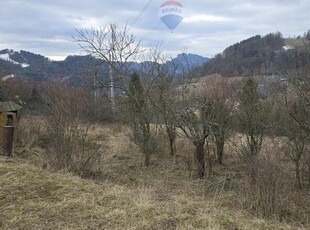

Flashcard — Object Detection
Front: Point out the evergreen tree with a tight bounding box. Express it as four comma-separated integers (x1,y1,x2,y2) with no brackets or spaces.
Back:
238,78,269,157
128,72,152,166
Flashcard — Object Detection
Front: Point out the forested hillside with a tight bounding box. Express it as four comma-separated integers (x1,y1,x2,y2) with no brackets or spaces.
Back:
199,32,307,77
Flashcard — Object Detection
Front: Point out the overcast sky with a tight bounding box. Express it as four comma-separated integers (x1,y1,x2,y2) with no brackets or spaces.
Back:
0,0,309,60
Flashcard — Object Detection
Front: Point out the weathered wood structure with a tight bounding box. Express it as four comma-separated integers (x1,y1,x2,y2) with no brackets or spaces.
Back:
0,89,22,156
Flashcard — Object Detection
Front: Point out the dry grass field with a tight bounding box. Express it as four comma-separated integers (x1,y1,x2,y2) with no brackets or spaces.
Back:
0,120,309,229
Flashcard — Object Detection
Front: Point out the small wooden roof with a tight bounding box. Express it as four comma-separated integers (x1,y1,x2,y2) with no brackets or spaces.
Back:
0,101,23,112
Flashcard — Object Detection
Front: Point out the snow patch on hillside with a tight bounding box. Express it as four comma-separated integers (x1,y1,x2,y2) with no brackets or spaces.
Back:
1,74,15,81
0,53,30,68
283,45,293,51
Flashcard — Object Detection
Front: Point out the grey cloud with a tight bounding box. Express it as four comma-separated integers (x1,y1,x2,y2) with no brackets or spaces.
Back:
0,0,309,60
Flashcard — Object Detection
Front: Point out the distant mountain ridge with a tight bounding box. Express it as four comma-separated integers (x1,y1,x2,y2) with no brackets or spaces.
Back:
167,53,209,74
0,49,209,82
3,31,309,81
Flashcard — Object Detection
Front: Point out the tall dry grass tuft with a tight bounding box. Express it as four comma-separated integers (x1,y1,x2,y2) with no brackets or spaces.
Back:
175,138,195,180
14,116,49,167
151,127,171,156
14,116,49,150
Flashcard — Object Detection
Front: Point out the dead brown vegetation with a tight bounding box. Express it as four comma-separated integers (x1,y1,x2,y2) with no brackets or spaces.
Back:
8,118,310,229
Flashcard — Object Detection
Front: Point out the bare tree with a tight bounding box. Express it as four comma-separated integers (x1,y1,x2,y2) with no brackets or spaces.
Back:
285,124,308,189
74,24,166,166
200,76,235,164
281,42,310,186
151,56,179,157
74,24,141,75
177,100,210,178
74,24,142,110
175,65,211,178
157,84,178,157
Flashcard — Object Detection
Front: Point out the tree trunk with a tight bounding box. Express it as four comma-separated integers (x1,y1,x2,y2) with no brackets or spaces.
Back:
166,125,176,156
169,135,176,156
206,141,213,178
195,141,205,178
215,135,225,165
295,160,302,189
249,134,262,157
143,122,151,167
144,151,150,167
143,139,151,167
248,156,257,185
308,162,310,186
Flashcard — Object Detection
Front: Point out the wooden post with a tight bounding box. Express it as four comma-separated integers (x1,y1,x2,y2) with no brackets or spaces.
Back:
1,126,14,156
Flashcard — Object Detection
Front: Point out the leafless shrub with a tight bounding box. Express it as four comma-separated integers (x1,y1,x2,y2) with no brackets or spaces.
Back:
238,153,290,220
47,123,102,177
284,136,309,189
43,82,103,177
0,77,33,104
